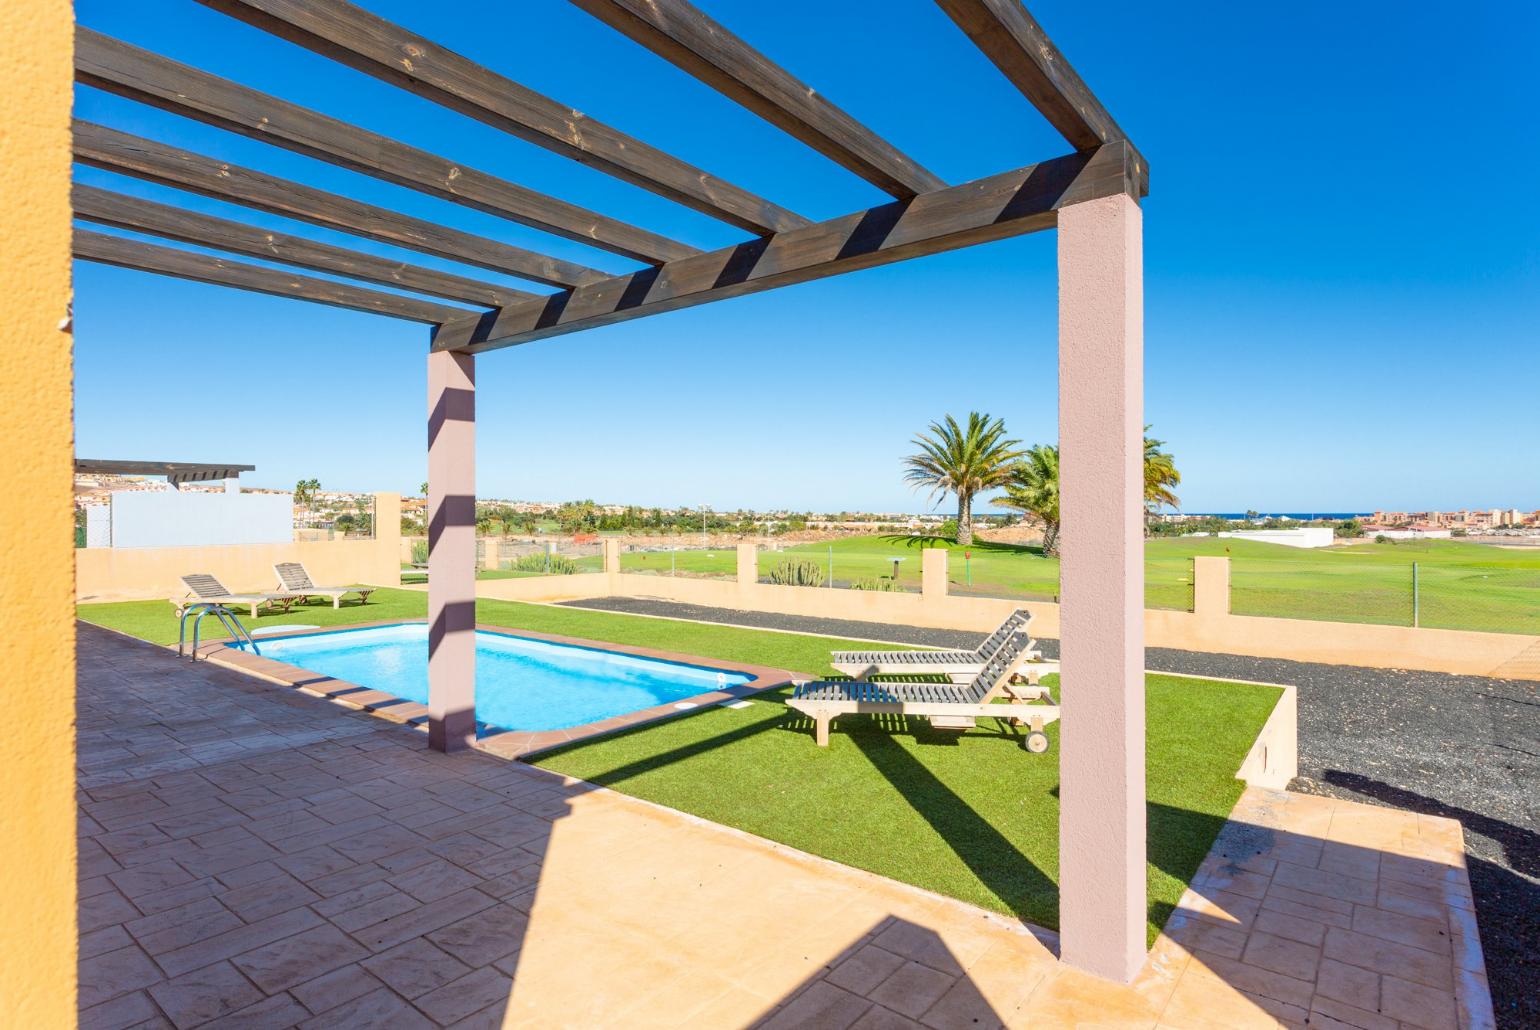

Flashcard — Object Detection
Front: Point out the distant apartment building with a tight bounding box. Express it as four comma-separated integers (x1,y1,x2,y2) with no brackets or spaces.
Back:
1368,508,1538,532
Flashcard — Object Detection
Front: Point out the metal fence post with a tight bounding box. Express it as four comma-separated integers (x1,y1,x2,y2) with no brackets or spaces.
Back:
1412,562,1420,627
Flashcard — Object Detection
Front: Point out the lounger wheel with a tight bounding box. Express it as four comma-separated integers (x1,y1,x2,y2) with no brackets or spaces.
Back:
1024,731,1050,754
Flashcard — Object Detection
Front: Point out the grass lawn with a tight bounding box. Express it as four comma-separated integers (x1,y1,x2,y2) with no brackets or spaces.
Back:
79,588,1281,942
595,535,1539,633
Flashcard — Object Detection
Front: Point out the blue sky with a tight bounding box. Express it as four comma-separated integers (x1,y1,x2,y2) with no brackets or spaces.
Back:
73,1,1540,513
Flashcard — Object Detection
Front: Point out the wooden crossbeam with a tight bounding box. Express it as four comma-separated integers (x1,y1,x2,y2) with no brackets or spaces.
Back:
73,229,471,324
195,0,809,235
572,0,946,200
433,141,1141,354
74,121,585,289
75,27,691,267
936,0,1129,154
73,183,532,309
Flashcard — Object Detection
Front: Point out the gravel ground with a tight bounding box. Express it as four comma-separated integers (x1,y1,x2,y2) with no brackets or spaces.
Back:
562,597,1539,1026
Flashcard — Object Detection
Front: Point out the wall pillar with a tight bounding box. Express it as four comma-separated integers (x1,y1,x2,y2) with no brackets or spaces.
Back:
922,547,949,602
373,492,402,586
1192,556,1230,616
482,537,499,572
1057,192,1146,982
736,542,758,587
603,537,621,576
427,350,476,752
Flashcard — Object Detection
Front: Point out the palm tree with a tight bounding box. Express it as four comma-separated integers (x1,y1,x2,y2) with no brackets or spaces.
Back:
995,429,1182,553
1144,427,1181,530
996,445,1061,555
293,478,320,508
902,413,1023,546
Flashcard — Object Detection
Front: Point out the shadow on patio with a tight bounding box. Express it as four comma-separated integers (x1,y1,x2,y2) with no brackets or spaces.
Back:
76,625,1492,1028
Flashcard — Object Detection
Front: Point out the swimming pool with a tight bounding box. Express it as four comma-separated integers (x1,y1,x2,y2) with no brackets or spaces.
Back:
239,624,754,733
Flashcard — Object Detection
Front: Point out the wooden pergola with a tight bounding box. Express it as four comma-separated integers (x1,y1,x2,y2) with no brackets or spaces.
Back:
72,0,1150,983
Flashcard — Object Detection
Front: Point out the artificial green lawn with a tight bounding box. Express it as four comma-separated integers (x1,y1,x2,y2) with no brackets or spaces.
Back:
79,588,1280,942
534,535,1538,634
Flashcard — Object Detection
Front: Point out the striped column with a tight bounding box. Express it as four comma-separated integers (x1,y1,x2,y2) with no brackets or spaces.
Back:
427,349,476,752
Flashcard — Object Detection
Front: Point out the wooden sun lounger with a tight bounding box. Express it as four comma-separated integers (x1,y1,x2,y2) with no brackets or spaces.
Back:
830,608,1056,682
273,562,375,608
789,630,1062,751
170,573,300,619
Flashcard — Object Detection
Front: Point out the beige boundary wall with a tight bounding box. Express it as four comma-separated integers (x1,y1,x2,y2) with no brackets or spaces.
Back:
469,544,1540,682
76,493,403,602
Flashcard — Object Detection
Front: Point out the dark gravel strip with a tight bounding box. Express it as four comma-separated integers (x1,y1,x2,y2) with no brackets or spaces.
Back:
561,595,1539,1026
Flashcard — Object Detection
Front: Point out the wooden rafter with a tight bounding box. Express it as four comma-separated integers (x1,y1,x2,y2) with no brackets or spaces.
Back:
75,27,693,267
935,0,1129,154
73,229,470,324
433,141,1142,354
572,0,946,200
74,121,584,288
194,0,810,235
72,183,532,309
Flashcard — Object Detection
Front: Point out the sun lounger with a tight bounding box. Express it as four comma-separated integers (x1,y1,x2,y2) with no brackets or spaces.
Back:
830,608,1055,682
171,574,298,619
788,629,1061,751
273,562,376,609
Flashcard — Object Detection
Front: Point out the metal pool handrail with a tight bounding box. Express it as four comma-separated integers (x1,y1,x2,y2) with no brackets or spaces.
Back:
178,602,260,659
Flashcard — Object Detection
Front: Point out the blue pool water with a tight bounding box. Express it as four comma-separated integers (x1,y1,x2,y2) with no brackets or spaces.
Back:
241,624,752,733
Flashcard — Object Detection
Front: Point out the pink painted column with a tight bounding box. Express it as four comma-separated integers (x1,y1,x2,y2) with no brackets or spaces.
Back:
1057,192,1146,981
427,349,477,752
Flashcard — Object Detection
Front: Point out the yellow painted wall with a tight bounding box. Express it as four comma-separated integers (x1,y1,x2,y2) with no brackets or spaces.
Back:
0,0,77,1021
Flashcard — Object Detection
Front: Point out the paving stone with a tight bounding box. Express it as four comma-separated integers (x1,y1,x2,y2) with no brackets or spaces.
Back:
360,938,471,999
827,944,908,997
757,981,873,1030
218,872,321,922
231,923,370,994
1240,930,1321,981
79,944,165,1010
296,987,434,1030
80,889,142,933
424,903,530,968
78,989,162,1030
411,966,516,1026
868,961,957,1020
1314,956,1380,1011
147,961,263,1029
289,963,385,1015
206,991,311,1029
157,908,325,979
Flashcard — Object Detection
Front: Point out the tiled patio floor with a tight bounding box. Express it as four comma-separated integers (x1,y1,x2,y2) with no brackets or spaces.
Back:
76,624,1493,1028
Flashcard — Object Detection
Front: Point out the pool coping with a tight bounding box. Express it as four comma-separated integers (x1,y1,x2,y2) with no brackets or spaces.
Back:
191,618,798,760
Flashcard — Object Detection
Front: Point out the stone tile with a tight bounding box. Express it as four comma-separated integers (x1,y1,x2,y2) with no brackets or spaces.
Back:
1309,995,1399,1030
871,922,965,976
129,898,244,956
233,924,371,995
348,887,495,953
360,938,471,999
79,944,165,1010
78,989,161,1030
758,981,873,1030
156,907,325,980
1381,974,1460,1030
296,987,434,1030
828,944,908,997
917,974,1008,1030
210,991,312,1029
868,961,957,1019
218,872,321,922
289,963,385,1015
1240,930,1320,981
852,1006,926,1029
387,857,482,903
147,961,263,1029
411,966,515,1025
1322,927,1452,990
80,889,142,933
425,903,530,968
108,861,196,900
129,877,222,917
1351,904,1451,956
81,924,135,960
1250,908,1327,947
1271,861,1377,907
1314,957,1380,1011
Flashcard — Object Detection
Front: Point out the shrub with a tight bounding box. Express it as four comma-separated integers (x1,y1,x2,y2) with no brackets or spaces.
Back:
768,559,824,587
851,576,900,591
511,552,579,575
1335,519,1364,538
1452,528,1468,537
1374,534,1391,545
410,540,429,564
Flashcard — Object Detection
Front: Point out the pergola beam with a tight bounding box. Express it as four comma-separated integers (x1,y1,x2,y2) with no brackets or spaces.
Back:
195,0,809,235
936,0,1129,153
72,183,533,309
571,0,945,199
433,141,1140,353
74,121,579,288
75,27,690,268
73,229,470,324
